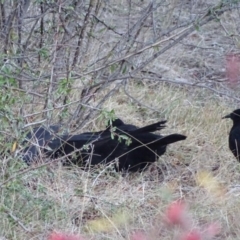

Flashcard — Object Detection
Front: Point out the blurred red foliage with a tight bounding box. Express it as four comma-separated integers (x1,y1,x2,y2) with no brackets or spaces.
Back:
48,232,85,240
225,53,240,86
48,200,220,240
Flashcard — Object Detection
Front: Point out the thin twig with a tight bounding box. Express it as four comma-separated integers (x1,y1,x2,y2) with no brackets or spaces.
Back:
3,206,31,232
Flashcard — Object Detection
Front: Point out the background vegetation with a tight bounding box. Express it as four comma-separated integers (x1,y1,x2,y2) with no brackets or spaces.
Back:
1,0,240,239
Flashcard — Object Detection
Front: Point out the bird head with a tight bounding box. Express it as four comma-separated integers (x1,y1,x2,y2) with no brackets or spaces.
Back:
105,118,124,131
223,109,240,123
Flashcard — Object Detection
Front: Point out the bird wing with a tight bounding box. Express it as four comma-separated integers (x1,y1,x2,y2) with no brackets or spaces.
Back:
229,127,240,158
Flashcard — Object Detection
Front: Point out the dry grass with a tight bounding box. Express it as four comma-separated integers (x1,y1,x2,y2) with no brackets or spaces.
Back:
1,82,240,240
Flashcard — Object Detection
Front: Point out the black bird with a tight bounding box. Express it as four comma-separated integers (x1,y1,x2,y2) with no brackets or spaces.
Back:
92,121,186,172
223,109,240,161
20,120,121,165
48,119,167,167
21,124,111,165
21,125,62,164
59,119,186,172
22,119,186,172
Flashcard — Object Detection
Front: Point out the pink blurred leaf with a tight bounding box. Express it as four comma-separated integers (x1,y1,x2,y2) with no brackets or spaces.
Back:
225,53,240,86
204,222,221,239
48,232,86,240
130,231,148,240
164,200,191,229
179,230,202,240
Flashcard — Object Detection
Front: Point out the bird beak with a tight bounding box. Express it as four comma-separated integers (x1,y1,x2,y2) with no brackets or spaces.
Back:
222,114,231,119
